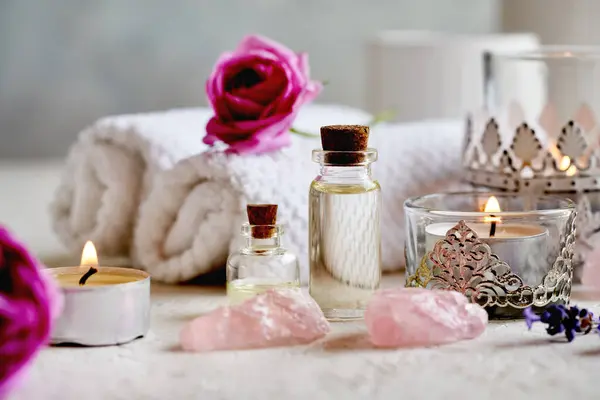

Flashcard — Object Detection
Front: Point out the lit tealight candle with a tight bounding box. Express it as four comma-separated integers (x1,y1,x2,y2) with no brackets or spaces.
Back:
48,241,150,346
425,196,549,284
53,241,145,287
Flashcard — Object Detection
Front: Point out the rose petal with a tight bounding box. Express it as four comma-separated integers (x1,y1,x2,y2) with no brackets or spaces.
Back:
224,93,263,120
220,51,280,80
296,52,310,78
0,226,61,398
224,113,293,134
235,40,307,95
226,114,296,155
202,122,222,146
232,66,288,106
205,118,255,144
226,130,291,155
206,51,235,121
236,34,297,63
297,80,323,108
260,85,301,119
206,111,296,149
216,52,288,112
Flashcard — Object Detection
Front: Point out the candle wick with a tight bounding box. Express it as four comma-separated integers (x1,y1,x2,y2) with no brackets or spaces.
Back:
79,267,98,286
489,216,497,238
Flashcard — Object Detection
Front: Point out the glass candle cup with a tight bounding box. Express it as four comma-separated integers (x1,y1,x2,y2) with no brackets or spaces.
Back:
404,192,576,318
465,47,600,281
484,46,600,124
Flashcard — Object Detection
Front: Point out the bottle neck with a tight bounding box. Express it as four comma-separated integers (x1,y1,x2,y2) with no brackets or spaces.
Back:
318,165,373,184
245,236,281,251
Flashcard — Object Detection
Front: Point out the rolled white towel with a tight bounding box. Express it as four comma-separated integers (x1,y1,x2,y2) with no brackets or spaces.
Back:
50,109,212,255
133,117,465,284
51,104,366,257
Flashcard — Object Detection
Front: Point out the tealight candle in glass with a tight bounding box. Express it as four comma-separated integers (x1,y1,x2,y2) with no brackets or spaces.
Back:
404,192,576,318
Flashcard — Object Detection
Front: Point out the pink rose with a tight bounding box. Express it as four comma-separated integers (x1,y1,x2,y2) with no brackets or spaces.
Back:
0,226,62,398
204,34,322,154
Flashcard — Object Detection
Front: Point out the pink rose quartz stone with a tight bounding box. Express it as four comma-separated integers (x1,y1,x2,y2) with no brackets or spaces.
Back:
180,289,330,352
582,245,600,289
365,288,488,348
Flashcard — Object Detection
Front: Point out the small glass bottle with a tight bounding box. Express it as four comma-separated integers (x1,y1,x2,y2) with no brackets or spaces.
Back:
309,125,382,320
226,204,300,304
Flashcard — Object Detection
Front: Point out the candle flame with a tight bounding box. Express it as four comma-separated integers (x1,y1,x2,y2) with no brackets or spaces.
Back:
558,155,570,170
80,240,98,267
483,196,501,223
484,196,501,213
549,142,578,176
558,155,578,176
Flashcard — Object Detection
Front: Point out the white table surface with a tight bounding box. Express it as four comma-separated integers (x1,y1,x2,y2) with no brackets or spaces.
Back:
3,161,600,400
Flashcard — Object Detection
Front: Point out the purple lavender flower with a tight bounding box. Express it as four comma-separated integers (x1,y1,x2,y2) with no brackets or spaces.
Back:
574,308,593,334
543,305,569,338
523,307,540,330
524,304,594,342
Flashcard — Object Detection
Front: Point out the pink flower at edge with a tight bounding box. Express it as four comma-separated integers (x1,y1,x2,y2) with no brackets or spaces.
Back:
0,226,62,398
204,34,323,155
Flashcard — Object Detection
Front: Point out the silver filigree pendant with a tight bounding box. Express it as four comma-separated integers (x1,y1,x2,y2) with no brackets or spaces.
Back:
406,215,575,318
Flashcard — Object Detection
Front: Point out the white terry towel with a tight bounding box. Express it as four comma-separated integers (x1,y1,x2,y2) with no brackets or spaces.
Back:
50,104,366,257
50,109,212,256
133,118,465,284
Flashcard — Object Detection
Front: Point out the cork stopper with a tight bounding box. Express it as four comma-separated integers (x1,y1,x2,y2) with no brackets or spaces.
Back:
247,204,278,239
320,125,369,164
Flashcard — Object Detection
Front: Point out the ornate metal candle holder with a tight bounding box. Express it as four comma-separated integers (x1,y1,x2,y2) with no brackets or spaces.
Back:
404,192,575,318
463,47,600,280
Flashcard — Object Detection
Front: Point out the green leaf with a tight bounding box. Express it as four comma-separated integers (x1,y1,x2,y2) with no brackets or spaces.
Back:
321,80,330,86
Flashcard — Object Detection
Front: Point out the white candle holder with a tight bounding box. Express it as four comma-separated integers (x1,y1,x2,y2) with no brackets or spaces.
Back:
464,46,600,281
404,192,575,318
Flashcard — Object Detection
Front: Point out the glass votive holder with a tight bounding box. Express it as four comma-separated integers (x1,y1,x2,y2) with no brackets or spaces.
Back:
404,192,576,318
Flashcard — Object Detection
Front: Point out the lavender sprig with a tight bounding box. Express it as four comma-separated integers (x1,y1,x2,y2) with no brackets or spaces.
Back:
524,304,594,342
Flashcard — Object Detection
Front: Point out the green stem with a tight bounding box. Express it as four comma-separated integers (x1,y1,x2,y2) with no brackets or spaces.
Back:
289,127,320,137
289,109,396,138
367,109,396,126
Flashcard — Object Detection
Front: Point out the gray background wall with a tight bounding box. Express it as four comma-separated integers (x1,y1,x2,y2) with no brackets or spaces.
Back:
502,0,600,45
0,0,500,158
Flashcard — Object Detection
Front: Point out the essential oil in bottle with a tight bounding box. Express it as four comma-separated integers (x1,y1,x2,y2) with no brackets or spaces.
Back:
309,125,382,320
226,204,300,304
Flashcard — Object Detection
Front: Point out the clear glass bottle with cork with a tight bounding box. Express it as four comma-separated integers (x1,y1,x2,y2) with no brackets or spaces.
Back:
226,204,300,304
309,125,382,320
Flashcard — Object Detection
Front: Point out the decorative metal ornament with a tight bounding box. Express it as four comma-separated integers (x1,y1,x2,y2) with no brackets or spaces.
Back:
405,214,575,312
463,104,600,273
557,121,586,161
481,119,502,162
428,221,533,308
510,123,541,167
464,109,600,192
405,255,432,289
